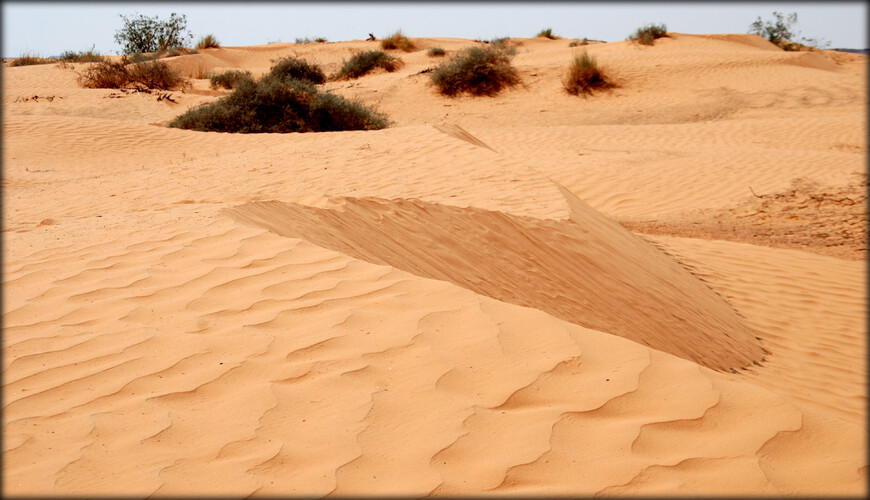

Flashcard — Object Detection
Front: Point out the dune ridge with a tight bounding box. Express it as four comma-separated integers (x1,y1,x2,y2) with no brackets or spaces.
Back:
3,32,866,496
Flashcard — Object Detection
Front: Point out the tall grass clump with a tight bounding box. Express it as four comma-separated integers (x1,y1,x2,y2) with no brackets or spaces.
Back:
380,30,417,51
77,56,189,90
562,50,615,96
430,44,520,97
333,50,401,80
9,52,54,66
537,28,556,39
628,23,668,45
209,70,253,89
267,56,326,84
168,76,389,133
196,34,220,49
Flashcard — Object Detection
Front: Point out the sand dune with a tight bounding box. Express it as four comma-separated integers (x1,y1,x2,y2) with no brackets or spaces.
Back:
3,32,866,496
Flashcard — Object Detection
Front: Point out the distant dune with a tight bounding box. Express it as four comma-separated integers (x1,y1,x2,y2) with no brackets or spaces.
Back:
3,32,866,496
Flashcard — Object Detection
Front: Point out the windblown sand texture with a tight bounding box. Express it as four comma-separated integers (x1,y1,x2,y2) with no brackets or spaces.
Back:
3,33,866,496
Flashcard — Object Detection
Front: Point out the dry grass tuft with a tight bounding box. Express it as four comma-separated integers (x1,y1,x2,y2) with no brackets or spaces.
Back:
628,23,669,45
380,30,417,52
562,50,615,97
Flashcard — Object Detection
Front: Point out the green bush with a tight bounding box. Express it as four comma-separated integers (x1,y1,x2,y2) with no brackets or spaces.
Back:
266,56,326,84
430,44,520,97
333,50,401,80
196,34,220,49
168,77,389,133
562,50,614,96
209,70,253,89
537,28,556,39
381,30,416,52
428,47,446,57
628,23,668,45
114,12,193,54
77,56,189,90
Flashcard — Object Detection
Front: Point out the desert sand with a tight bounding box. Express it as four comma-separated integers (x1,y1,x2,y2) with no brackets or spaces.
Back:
2,33,866,496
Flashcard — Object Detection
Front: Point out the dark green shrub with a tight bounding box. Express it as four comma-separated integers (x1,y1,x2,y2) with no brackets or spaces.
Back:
428,47,446,57
381,30,416,51
628,23,668,45
537,28,556,39
210,70,253,89
168,77,389,133
333,50,400,80
266,56,326,84
114,12,193,54
430,44,520,97
562,50,615,96
77,56,189,90
196,34,220,49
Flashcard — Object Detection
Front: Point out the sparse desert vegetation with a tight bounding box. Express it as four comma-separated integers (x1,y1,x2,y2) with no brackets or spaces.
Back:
749,11,831,51
431,44,520,97
267,55,327,84
562,50,615,96
537,28,556,39
58,45,106,63
380,30,417,52
333,50,401,80
209,70,253,89
296,36,328,44
196,34,220,49
77,56,189,90
169,57,389,133
9,52,54,67
427,47,446,57
628,23,669,45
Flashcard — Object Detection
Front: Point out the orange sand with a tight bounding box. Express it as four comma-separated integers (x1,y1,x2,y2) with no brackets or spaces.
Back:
3,33,866,496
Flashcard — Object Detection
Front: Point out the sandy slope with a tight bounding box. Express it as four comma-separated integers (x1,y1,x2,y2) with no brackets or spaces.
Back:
2,33,866,496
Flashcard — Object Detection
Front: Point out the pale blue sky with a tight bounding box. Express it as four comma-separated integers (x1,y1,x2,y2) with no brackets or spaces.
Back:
3,1,867,58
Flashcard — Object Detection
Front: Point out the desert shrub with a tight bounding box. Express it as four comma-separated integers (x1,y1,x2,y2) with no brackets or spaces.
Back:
210,70,253,89
569,38,589,48
562,50,614,96
537,28,556,39
59,45,106,63
114,12,193,54
430,44,520,97
196,34,220,49
428,47,446,57
380,30,416,52
9,53,54,66
165,47,197,57
628,23,668,45
77,56,188,90
296,36,328,44
749,11,830,50
266,56,326,84
168,77,389,133
333,50,400,80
